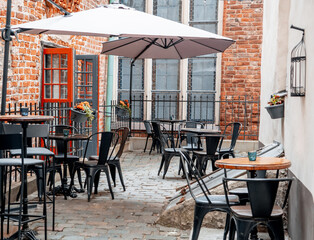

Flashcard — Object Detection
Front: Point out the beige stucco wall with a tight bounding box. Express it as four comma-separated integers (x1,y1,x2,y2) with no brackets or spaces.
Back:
260,0,313,196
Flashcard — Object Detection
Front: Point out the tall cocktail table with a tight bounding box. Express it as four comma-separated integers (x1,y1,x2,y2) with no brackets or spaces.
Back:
0,115,54,240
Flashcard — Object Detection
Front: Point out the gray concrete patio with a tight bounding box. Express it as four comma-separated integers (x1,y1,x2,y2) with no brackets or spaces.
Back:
27,151,289,240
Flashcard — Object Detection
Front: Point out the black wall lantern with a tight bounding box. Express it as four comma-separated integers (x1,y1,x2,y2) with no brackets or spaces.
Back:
290,25,306,97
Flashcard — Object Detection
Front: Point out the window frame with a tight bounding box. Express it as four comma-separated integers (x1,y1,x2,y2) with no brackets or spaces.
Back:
41,48,73,104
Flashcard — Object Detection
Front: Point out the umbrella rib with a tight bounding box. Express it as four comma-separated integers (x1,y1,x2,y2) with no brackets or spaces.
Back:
102,38,144,54
189,39,233,52
173,44,183,59
133,38,158,60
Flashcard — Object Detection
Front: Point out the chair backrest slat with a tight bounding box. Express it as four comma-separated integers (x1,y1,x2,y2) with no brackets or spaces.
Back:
151,121,169,150
223,178,293,218
205,135,222,155
98,132,114,165
0,133,23,150
113,127,129,159
144,121,153,135
218,122,242,151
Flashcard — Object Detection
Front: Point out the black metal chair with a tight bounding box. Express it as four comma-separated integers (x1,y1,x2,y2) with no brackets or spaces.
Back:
192,134,224,175
3,123,58,230
152,121,187,179
74,131,116,201
178,151,240,240
177,121,204,151
143,121,156,154
217,122,242,161
108,127,129,191
0,133,47,240
223,178,293,240
89,127,129,191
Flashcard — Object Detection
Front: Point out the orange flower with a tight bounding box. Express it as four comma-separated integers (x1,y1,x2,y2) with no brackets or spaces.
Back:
124,100,129,103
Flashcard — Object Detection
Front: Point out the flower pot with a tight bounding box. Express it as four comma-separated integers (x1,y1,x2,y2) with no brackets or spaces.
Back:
265,104,284,119
71,108,88,123
115,107,129,117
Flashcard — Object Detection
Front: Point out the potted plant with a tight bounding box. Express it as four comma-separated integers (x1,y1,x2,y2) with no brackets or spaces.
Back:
116,99,131,117
265,94,284,119
71,101,96,123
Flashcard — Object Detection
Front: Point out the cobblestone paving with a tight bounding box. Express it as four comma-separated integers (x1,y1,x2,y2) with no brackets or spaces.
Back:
28,151,289,240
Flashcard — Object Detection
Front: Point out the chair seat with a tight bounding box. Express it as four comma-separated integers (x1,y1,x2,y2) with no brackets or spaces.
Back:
218,148,232,153
231,205,283,218
229,187,248,195
164,148,187,153
182,144,203,151
10,147,54,157
0,158,44,166
55,154,79,159
76,161,104,167
89,155,98,161
196,194,239,206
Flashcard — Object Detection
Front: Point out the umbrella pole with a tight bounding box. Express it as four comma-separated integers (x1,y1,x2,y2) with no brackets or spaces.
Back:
129,59,135,135
1,0,12,116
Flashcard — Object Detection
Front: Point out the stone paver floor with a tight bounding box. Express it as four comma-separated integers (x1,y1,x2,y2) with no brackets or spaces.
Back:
25,151,289,240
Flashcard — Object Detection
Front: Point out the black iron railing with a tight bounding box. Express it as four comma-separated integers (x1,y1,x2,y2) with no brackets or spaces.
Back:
102,94,260,140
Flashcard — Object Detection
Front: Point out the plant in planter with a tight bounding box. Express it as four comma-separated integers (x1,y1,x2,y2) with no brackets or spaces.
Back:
71,101,96,123
116,99,131,117
265,95,284,119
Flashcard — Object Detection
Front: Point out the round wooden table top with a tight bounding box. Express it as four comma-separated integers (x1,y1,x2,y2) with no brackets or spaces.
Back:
215,157,291,171
49,133,90,141
0,115,54,123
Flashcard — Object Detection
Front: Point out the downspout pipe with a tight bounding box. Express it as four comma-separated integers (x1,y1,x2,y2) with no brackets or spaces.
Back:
1,0,13,116
105,0,116,131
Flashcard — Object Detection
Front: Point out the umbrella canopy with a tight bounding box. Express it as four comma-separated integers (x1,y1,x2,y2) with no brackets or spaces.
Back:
101,36,233,59
12,4,234,50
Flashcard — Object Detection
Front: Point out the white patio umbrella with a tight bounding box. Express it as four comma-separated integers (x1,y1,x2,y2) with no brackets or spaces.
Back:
5,3,234,130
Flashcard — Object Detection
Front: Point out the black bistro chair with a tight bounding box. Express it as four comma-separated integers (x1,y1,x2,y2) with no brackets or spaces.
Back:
217,122,242,160
152,121,188,179
192,134,224,175
89,127,129,191
178,151,240,240
3,123,58,230
0,134,47,240
143,121,156,154
223,178,293,240
74,131,116,201
177,121,204,151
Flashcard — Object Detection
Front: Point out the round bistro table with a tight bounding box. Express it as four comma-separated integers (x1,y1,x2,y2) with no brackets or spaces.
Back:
159,119,186,147
215,157,291,178
215,157,291,240
48,133,90,199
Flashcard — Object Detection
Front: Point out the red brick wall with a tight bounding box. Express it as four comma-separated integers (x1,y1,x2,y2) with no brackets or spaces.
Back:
0,0,108,130
221,0,263,140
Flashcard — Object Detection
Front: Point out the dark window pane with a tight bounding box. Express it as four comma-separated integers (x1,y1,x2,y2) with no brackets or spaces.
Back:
45,54,51,68
120,0,145,11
